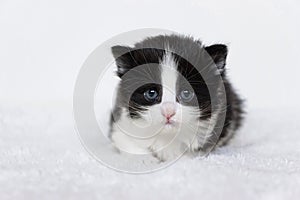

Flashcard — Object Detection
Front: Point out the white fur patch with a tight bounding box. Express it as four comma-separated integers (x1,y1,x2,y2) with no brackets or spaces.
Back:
160,51,178,103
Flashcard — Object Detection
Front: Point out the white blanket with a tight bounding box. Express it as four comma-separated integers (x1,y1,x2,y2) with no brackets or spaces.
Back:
1,106,299,200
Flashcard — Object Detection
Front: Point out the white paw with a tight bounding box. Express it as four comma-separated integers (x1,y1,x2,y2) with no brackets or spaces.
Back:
149,141,186,162
190,137,201,152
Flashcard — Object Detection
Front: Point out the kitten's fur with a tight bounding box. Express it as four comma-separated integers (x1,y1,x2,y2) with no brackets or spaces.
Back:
109,34,243,161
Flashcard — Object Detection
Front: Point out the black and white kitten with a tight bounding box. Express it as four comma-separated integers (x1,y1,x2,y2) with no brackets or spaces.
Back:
109,34,243,161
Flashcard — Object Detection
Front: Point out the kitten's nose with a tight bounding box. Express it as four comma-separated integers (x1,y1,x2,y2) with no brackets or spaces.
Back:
161,102,176,119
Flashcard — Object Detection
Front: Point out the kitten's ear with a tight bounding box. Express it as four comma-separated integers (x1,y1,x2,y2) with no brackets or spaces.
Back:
111,45,134,78
205,44,228,72
111,45,133,59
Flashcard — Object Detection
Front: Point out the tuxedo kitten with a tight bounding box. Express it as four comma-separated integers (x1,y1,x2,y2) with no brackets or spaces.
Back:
109,34,243,161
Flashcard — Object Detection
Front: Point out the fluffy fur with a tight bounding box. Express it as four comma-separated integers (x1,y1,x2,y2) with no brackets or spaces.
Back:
109,34,243,161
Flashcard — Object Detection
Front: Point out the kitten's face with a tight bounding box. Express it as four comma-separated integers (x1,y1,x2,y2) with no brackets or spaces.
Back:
112,49,217,139
126,53,206,133
111,37,227,144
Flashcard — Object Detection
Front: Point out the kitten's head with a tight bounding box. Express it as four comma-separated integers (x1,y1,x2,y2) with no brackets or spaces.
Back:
111,35,227,136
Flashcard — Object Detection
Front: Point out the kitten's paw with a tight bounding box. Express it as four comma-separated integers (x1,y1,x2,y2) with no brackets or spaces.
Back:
190,138,201,152
149,143,185,162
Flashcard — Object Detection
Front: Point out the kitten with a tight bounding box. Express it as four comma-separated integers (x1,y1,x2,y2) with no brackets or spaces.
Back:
109,34,243,162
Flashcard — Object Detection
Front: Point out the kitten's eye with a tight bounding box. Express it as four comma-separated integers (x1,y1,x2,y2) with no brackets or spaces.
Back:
144,89,158,101
179,89,194,102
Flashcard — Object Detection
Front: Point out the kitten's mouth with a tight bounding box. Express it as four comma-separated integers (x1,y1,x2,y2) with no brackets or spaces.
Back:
165,119,175,125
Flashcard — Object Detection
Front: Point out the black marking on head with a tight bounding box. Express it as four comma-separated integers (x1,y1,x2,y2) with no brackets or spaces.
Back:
111,46,164,78
111,47,164,118
128,83,162,118
174,53,212,120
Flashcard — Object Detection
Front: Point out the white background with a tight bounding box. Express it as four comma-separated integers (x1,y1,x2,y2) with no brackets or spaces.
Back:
1,0,300,109
1,0,300,199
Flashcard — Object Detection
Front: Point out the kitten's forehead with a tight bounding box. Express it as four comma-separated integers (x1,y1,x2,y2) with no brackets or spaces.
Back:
160,51,178,102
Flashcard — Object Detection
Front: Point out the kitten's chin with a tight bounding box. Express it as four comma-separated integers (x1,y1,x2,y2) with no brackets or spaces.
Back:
163,120,180,129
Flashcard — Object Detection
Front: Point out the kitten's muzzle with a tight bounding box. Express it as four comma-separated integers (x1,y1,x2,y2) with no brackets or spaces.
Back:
161,102,176,123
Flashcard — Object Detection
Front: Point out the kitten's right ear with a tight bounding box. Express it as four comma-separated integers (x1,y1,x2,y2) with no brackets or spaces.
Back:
111,45,134,78
205,44,228,73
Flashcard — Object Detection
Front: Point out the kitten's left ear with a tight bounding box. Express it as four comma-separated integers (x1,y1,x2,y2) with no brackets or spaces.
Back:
205,44,228,72
111,45,134,78
112,45,133,58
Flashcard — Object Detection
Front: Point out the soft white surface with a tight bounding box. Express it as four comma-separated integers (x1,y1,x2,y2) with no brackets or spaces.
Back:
1,0,300,199
1,106,300,200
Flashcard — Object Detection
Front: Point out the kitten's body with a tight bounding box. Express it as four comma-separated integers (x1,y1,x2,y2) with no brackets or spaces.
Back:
109,35,243,161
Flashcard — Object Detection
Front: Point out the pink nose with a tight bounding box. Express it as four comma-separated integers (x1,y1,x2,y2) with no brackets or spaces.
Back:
161,102,176,119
